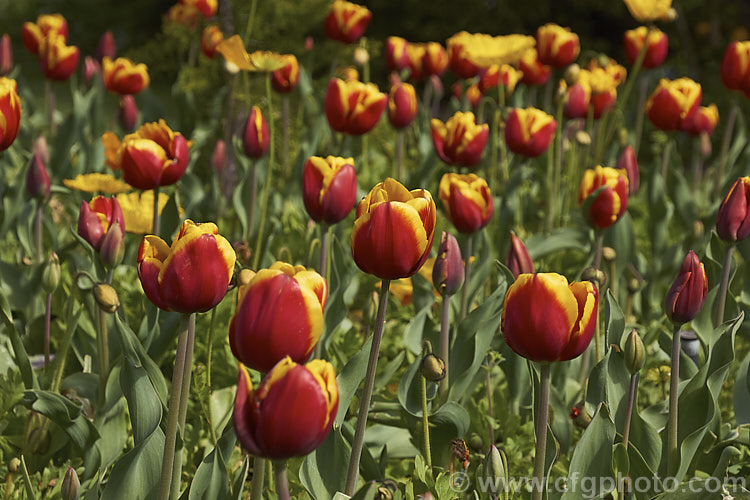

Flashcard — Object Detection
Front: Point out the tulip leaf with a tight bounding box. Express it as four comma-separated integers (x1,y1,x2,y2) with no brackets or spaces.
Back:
0,288,38,390
119,357,162,446
334,335,372,429
300,428,350,498
733,350,750,425
231,457,250,500
431,401,470,438
397,353,437,417
113,313,168,406
100,427,165,500
605,290,626,348
526,226,591,261
188,427,234,500
22,389,100,451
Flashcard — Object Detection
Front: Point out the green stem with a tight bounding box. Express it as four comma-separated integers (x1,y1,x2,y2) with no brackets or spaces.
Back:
439,295,451,402
152,186,160,237
246,159,257,242
396,130,404,181
44,293,51,368
459,235,474,321
19,456,35,500
253,74,275,270
206,308,218,446
250,457,266,500
690,136,703,195
549,97,564,229
531,363,551,500
274,461,290,500
242,0,259,43
344,280,390,495
486,359,495,445
46,80,56,136
592,231,604,270
715,244,734,326
667,323,682,477
35,204,43,263
170,313,196,500
96,307,109,406
634,76,648,155
618,25,652,113
660,139,673,183
609,257,617,302
282,96,290,177
420,366,432,470
622,373,638,448
714,101,739,199
319,224,330,280
51,289,78,393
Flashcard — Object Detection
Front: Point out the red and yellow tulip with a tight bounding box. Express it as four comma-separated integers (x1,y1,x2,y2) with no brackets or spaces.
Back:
0,77,21,152
623,0,673,23
536,23,580,68
22,14,68,56
77,196,125,252
385,36,410,72
388,82,417,129
433,232,464,296
721,41,750,95
179,0,217,18
26,155,51,202
519,48,551,86
405,43,426,80
324,78,387,136
431,111,489,167
506,232,534,278
505,107,557,158
645,78,702,131
201,25,224,59
665,250,707,324
38,34,79,81
324,0,372,44
716,177,750,243
242,105,270,158
578,165,629,229
271,54,300,93
423,42,448,77
682,104,718,136
96,30,117,61
624,27,668,69
102,57,149,95
478,64,523,94
438,173,494,234
303,156,357,224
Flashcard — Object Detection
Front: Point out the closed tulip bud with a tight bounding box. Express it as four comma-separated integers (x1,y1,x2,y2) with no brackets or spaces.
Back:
96,30,117,61
432,232,464,295
624,27,668,69
506,231,534,278
422,42,448,77
536,23,580,68
505,107,557,158
645,78,702,131
352,178,436,280
581,267,608,289
482,445,505,482
353,46,369,66
118,95,138,132
26,154,51,202
602,246,617,262
100,221,125,268
242,105,270,158
564,63,580,86
138,220,235,313
624,329,645,374
578,165,629,229
721,41,750,94
439,173,493,233
340,66,359,81
464,83,482,108
467,433,483,451
42,252,60,294
519,48,551,86
421,353,446,381
324,0,372,44
325,78,387,135
201,25,224,59
617,145,639,194
302,156,357,224
570,401,591,428
385,36,409,71
502,273,598,362
61,466,81,500
103,57,150,95
271,54,299,93
431,111,489,167
387,82,417,129
716,177,750,243
94,283,120,313
234,358,338,459
83,56,100,86
0,77,21,152
305,36,314,51
78,196,125,252
563,81,590,119
0,34,12,75
22,14,68,56
211,139,225,173
682,104,719,137
665,250,707,324
32,135,49,165
180,0,218,18
39,34,79,81
8,457,20,473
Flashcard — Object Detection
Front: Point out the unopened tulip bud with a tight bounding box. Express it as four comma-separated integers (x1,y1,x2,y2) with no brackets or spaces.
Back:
602,246,616,262
666,7,677,21
96,30,116,62
564,63,580,86
627,278,641,294
665,250,707,324
0,34,12,75
575,130,591,145
224,60,240,74
617,145,639,194
421,353,446,381
716,177,750,243
26,154,51,202
211,139,225,173
570,401,591,428
83,56,100,86
693,220,704,240
506,231,534,278
482,445,505,481
432,232,464,296
61,466,81,500
8,457,20,472
467,432,483,451
353,46,369,65
42,252,60,294
32,135,49,165
118,95,138,132
305,36,314,52
624,329,645,374
700,132,712,158
581,267,608,289
94,283,120,313
100,221,124,268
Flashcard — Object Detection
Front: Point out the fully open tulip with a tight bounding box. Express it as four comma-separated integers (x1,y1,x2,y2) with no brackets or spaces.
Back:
431,111,489,167
624,27,668,69
78,196,125,251
103,57,149,95
645,78,702,131
536,23,580,68
22,14,67,55
0,77,21,152
623,0,673,22
137,219,235,313
324,0,372,44
242,105,270,158
578,166,629,229
682,104,718,136
271,54,300,93
234,357,338,459
351,178,436,280
665,250,707,324
433,232,464,296
439,173,493,233
505,107,557,157
324,78,387,135
39,34,79,81
388,82,417,129
385,36,410,71
721,41,750,95
179,0,217,18
201,25,224,59
502,273,598,362
102,119,191,190
617,145,639,194
0,34,12,75
303,156,357,224
506,231,534,278
26,155,51,202
96,30,117,61
716,177,750,243
423,42,448,77
230,262,327,372
519,48,551,86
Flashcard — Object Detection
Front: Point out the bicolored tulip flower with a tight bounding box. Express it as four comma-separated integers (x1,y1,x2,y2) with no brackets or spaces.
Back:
617,145,639,194
22,14,67,56
230,262,327,372
388,82,417,129
179,0,217,18
463,83,482,109
665,250,707,324
38,34,79,81
167,4,201,29
324,0,372,44
432,232,464,296
26,155,51,202
623,0,673,22
506,231,534,278
119,95,138,132
96,30,117,61
721,41,750,95
0,34,13,76
716,177,750,243
405,43,426,81
447,31,481,79
324,78,387,136
423,42,448,77
645,78,702,131
242,105,270,158
102,119,191,190
78,196,125,252
103,57,150,95
578,165,629,229
271,54,300,93
234,357,338,459
431,111,489,167
535,23,580,68
563,80,591,119
0,77,21,152
478,64,522,94
385,36,410,72
519,48,551,86
201,25,224,59
439,173,493,234
137,219,235,313
303,156,357,224
351,178,436,280
502,273,598,362
505,107,557,158
624,27,668,69
682,104,718,137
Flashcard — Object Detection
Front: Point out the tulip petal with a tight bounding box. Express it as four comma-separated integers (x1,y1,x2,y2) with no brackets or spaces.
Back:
137,235,171,311
233,365,264,456
560,281,598,360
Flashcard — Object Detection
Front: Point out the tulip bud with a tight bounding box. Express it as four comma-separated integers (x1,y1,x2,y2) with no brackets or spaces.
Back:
83,56,100,86
61,466,81,500
32,135,49,165
570,401,591,428
432,232,464,296
482,445,505,483
564,63,580,86
100,221,124,268
96,30,117,62
617,145,639,194
118,95,138,132
94,283,120,313
42,252,60,294
8,457,20,472
0,34,12,76
716,177,750,243
602,246,616,262
665,250,707,324
242,106,270,158
618,128,629,146
211,139,225,173
305,36,314,52
627,278,641,294
623,329,645,374
575,130,592,145
467,432,483,451
700,132,712,158
353,46,369,66
581,267,608,289
506,231,534,278
421,353,446,381
26,154,51,202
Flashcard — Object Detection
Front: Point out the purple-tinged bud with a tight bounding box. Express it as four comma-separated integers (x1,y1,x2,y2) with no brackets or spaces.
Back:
26,154,51,202
716,177,750,243
0,34,12,75
95,30,117,62
83,56,100,86
100,221,124,268
212,139,225,173
61,466,81,500
32,135,49,165
432,231,464,296
118,95,138,132
665,250,707,324
617,145,639,194
506,231,534,278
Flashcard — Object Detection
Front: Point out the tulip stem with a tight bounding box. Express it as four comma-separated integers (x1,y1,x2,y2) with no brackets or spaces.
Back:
96,306,109,406
660,138,673,183
34,204,43,264
250,456,266,500
242,0,259,43
439,295,451,402
45,80,56,136
396,130,404,181
485,357,495,446
714,100,739,199
592,231,604,270
459,236,473,321
319,224,331,281
152,186,160,237
170,313,195,500
274,461,290,500
246,159,257,242
622,373,638,449
44,293,51,369
548,97,564,230
253,73,275,270
531,363,551,500
344,279,390,495
667,322,682,477
634,76,649,155
420,363,433,471
716,244,734,326
51,288,78,393
282,96,290,177
619,25,651,116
